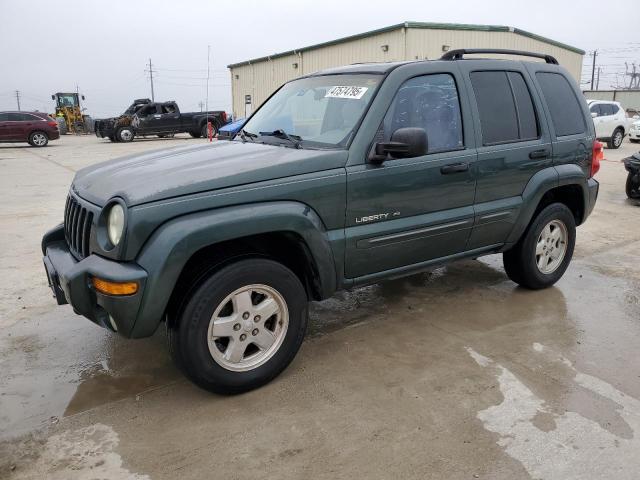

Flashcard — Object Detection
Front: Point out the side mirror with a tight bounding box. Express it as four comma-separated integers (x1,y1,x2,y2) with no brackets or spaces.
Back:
370,127,428,164
82,95,85,101
591,112,598,118
51,95,55,100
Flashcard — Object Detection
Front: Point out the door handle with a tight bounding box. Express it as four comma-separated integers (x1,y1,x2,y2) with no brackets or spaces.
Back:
529,149,550,160
440,163,469,174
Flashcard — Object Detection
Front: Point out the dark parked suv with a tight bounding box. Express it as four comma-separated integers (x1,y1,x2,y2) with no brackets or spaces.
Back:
0,111,60,147
42,49,601,393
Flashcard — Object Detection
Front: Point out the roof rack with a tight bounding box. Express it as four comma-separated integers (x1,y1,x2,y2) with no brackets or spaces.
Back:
440,48,559,65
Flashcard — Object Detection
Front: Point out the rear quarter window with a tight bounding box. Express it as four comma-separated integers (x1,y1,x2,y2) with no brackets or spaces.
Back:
535,72,586,137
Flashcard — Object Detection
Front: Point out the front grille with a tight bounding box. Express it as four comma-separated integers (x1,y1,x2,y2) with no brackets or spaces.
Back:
64,194,93,259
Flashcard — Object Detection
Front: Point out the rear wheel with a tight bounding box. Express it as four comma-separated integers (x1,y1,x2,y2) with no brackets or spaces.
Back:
626,172,640,199
116,126,134,142
608,128,624,149
28,131,48,147
503,203,576,289
201,122,217,139
167,258,308,394
189,131,202,138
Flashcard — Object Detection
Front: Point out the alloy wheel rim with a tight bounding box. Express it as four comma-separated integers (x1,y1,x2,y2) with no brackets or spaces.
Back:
207,284,288,372
121,129,132,141
535,219,568,274
33,133,46,146
614,131,623,147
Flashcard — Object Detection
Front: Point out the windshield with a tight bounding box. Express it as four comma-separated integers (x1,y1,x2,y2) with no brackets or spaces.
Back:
239,74,382,148
56,94,78,108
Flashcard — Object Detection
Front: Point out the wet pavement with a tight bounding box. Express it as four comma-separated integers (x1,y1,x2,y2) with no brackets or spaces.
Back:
0,135,639,479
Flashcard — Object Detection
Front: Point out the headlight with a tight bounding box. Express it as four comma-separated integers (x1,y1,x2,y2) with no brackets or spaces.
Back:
107,203,125,246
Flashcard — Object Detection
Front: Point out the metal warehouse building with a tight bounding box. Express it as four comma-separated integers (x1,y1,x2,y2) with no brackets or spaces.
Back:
228,21,585,119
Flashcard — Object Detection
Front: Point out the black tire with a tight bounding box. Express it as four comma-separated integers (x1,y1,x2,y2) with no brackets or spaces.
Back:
116,126,134,142
503,203,576,290
28,131,48,147
189,131,202,138
201,122,217,139
626,172,640,199
630,139,639,144
607,128,624,149
167,258,308,394
56,117,67,135
108,135,117,142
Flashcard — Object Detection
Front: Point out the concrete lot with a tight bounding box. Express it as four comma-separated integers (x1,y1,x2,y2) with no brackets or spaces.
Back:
0,134,639,479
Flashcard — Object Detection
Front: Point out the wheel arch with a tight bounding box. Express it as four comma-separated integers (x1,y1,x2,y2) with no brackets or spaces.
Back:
132,201,337,338
507,165,590,244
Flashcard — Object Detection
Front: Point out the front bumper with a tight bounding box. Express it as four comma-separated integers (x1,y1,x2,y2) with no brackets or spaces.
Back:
629,129,640,140
94,121,115,138
42,225,147,336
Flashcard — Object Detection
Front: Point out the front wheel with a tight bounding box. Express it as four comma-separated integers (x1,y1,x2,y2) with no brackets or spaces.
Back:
608,128,624,149
28,131,48,147
503,203,576,290
626,172,640,199
116,126,134,142
167,258,308,394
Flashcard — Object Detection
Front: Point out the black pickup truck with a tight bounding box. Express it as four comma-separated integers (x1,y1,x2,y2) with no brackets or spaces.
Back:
95,99,228,142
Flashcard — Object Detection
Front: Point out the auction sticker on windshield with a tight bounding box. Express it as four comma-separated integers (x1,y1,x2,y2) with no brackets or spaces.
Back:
325,86,368,100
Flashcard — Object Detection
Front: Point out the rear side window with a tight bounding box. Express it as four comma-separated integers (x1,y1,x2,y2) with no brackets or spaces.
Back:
535,72,585,137
381,73,463,153
0,113,8,121
601,104,615,116
161,103,176,114
470,71,539,145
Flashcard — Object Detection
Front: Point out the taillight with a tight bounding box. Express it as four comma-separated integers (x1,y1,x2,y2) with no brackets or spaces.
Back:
221,111,227,123
591,140,603,177
47,121,58,127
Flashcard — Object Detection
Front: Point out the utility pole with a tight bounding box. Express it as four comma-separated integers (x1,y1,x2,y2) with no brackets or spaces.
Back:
206,45,211,141
145,58,156,101
15,90,21,111
596,67,601,91
590,50,597,90
198,101,204,112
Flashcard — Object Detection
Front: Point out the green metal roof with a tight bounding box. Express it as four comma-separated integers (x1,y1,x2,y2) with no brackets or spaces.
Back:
227,21,584,68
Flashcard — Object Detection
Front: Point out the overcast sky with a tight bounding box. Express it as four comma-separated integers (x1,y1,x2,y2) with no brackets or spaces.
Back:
1,0,638,117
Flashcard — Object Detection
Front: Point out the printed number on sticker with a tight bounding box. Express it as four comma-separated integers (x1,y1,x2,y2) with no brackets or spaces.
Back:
325,86,368,100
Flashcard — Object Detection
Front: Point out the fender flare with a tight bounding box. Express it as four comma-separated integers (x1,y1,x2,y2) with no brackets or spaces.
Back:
507,165,590,244
131,201,337,337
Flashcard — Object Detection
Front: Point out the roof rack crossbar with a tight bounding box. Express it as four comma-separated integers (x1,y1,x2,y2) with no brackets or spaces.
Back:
440,48,559,65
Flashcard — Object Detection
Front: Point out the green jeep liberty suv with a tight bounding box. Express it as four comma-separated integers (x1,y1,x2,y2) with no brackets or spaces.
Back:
42,49,600,394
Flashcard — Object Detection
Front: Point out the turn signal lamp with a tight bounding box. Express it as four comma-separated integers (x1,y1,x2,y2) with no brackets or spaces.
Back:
92,277,138,296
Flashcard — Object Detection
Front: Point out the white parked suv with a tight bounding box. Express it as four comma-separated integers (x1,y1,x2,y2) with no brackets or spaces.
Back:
587,100,630,149
629,117,640,143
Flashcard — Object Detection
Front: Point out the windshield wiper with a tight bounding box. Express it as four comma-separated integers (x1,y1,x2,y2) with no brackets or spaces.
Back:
239,129,257,142
259,129,302,149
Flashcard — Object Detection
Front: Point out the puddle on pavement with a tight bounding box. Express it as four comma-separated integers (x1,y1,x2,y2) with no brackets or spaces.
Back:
1,255,638,443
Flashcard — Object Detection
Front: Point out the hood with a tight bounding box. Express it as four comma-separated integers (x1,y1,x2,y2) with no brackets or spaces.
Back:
73,141,348,206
